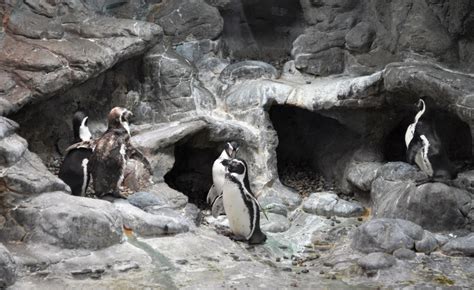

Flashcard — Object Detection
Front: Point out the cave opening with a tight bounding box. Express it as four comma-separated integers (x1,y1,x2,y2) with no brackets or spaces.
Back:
164,131,223,209
220,0,304,66
383,107,472,170
269,105,365,196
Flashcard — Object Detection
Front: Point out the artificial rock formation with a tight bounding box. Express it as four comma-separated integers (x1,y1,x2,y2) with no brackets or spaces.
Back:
1,0,474,288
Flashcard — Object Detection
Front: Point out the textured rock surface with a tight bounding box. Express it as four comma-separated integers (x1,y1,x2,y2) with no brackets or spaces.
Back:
442,234,474,257
10,192,123,250
371,163,471,231
0,244,16,288
351,218,430,254
303,192,365,217
113,200,189,237
357,252,396,270
149,0,223,44
0,2,162,116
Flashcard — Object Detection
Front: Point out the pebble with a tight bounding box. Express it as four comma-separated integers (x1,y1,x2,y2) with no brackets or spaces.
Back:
276,257,281,262
302,269,309,274
279,162,337,197
176,259,189,265
282,267,292,272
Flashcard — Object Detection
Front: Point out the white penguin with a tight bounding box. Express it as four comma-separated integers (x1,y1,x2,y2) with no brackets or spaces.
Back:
207,141,239,217
221,158,267,244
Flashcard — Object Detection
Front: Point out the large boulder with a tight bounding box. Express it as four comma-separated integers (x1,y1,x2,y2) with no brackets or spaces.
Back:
0,244,16,288
11,192,123,250
351,218,438,254
113,200,189,237
371,163,471,231
441,233,474,257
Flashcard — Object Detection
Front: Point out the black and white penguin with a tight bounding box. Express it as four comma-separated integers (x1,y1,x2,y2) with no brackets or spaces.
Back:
221,158,267,244
58,111,93,196
89,107,152,198
207,141,240,217
405,98,456,180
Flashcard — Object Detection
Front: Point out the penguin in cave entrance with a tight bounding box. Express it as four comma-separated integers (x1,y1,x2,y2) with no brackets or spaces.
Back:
58,111,93,196
405,98,456,181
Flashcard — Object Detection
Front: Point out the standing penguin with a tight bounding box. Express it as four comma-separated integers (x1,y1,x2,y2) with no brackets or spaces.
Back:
58,111,93,196
207,141,239,217
221,158,267,244
89,107,152,198
405,98,456,180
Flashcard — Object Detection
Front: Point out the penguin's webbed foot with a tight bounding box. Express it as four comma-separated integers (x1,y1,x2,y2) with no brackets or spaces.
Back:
229,234,247,242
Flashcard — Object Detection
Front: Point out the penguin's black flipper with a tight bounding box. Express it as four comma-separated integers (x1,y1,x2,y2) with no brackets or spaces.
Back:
211,194,225,218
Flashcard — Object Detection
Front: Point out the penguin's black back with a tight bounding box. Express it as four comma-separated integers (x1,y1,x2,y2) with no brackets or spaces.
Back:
59,148,92,196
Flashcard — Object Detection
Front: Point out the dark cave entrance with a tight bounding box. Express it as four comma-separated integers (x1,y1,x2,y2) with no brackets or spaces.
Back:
164,131,223,209
220,0,304,66
383,108,472,169
269,105,366,196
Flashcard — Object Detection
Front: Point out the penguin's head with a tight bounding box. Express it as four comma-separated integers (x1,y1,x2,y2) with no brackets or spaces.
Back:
416,98,426,112
224,141,240,159
224,158,247,182
72,111,91,142
107,107,133,135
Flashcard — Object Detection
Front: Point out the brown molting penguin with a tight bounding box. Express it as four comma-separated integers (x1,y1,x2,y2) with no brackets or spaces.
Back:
89,107,152,198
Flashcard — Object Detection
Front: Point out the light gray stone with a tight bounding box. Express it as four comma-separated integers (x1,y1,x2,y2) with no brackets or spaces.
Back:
345,22,375,52
0,134,28,166
260,213,290,233
393,248,416,260
357,252,396,270
0,244,16,288
442,234,474,257
12,192,123,250
303,192,365,217
414,231,439,254
114,200,189,237
346,162,382,192
351,218,424,254
219,61,279,85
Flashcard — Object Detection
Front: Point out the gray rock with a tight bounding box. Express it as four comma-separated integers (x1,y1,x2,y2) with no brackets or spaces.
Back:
345,22,375,52
8,8,64,39
0,117,19,139
393,248,416,260
151,0,223,43
1,14,162,115
260,213,291,233
371,176,471,231
303,192,365,218
0,134,28,166
219,61,279,85
0,244,16,288
259,182,302,211
175,39,219,63
114,200,189,237
1,150,69,194
441,234,474,257
376,162,427,182
128,191,167,210
12,192,123,250
357,252,396,270
346,162,382,192
294,47,345,76
144,183,189,209
414,231,439,254
351,218,424,254
262,203,288,217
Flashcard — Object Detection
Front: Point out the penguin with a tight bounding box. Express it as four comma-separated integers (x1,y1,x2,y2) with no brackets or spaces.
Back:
89,107,152,198
207,141,239,217
221,158,267,244
405,98,456,181
58,111,93,196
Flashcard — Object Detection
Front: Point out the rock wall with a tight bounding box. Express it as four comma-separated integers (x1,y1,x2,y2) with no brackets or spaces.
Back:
1,0,474,257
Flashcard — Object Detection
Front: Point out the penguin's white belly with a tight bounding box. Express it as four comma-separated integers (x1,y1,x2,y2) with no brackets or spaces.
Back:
212,159,226,194
223,181,252,239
